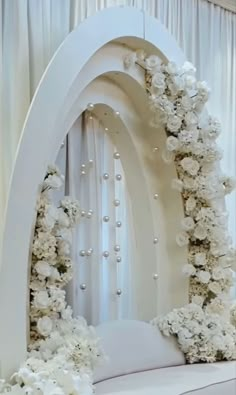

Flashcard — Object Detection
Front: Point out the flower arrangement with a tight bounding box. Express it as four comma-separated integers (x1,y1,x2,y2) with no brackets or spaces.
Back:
124,51,236,362
0,165,103,395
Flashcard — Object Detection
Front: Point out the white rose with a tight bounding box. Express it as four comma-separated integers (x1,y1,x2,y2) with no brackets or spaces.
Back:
166,136,179,151
169,76,185,93
197,270,211,284
185,111,198,126
145,55,162,72
179,129,199,144
212,267,225,280
152,72,166,90
181,217,195,231
35,261,51,277
191,295,204,306
165,62,179,75
208,281,222,295
34,291,51,309
171,178,183,192
186,196,197,212
196,81,210,95
176,232,189,247
44,174,63,189
194,224,208,240
123,52,137,69
181,157,200,176
61,306,73,320
184,75,196,89
194,252,207,266
182,61,196,75
57,240,70,256
167,115,182,133
37,316,53,337
50,267,61,281
182,264,196,277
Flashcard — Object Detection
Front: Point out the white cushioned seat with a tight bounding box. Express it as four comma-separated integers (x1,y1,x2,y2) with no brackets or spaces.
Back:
94,320,185,383
95,361,236,395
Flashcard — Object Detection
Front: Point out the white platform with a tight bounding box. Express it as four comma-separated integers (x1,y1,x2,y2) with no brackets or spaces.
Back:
95,361,236,395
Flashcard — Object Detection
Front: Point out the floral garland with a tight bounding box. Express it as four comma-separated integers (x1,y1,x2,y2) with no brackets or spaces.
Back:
0,166,104,395
124,51,236,363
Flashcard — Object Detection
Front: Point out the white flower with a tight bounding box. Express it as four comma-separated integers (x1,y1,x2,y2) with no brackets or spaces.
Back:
57,208,70,228
165,62,179,75
171,178,183,192
166,136,179,151
194,224,208,240
180,95,193,112
181,217,195,231
186,196,197,212
123,52,137,69
194,253,207,266
145,55,162,73
57,240,70,256
191,295,204,307
208,281,222,295
185,111,198,126
178,129,199,145
197,270,211,284
35,261,51,277
44,174,63,190
181,157,200,176
182,61,196,75
176,232,189,247
37,316,53,337
33,291,51,309
212,267,225,281
161,149,175,164
152,72,166,91
184,75,196,89
183,264,196,277
166,115,182,133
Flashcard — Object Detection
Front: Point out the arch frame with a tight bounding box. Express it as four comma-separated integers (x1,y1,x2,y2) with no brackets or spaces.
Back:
0,7,187,378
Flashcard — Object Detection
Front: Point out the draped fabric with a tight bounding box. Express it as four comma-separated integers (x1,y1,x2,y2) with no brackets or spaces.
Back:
56,115,135,324
1,0,236,239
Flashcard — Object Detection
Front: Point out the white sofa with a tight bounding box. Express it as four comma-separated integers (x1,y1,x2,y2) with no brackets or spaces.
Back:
94,320,236,395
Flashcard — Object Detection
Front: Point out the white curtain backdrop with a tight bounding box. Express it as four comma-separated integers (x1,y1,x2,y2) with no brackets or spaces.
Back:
1,0,236,246
56,114,135,324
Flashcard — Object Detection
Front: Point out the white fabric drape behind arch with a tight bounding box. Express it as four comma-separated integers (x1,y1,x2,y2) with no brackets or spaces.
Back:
1,0,236,247
56,114,136,324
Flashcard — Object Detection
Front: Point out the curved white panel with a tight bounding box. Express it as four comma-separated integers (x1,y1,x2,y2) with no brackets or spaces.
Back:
0,7,186,377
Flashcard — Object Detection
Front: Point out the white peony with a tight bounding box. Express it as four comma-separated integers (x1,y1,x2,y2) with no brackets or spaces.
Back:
181,157,200,176
181,217,195,231
166,136,179,151
197,270,211,284
35,261,51,277
33,291,51,309
167,115,182,133
176,232,189,247
37,316,53,337
183,264,196,277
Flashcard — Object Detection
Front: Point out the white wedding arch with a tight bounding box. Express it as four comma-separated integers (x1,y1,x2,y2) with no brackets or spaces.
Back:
0,7,188,378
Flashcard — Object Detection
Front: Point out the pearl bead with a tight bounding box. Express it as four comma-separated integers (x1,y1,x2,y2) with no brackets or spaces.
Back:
114,110,120,117
116,174,122,181
153,237,159,244
114,199,120,207
60,141,65,148
81,170,86,175
114,245,120,252
81,164,86,169
86,249,93,256
103,251,109,258
116,256,122,263
80,250,86,257
116,221,122,228
88,159,93,166
116,289,122,296
89,116,93,120
87,212,92,219
105,127,109,131
87,103,94,110
153,147,159,152
80,283,87,290
154,193,159,199
153,273,159,280
113,152,120,159
103,173,109,180
103,216,110,222
81,210,86,217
